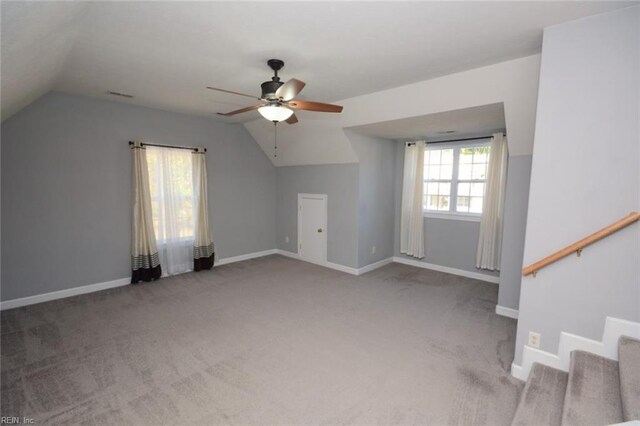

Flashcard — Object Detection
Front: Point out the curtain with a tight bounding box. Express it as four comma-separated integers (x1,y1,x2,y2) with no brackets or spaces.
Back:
476,133,508,270
192,148,215,271
400,141,425,259
131,143,162,283
146,146,194,276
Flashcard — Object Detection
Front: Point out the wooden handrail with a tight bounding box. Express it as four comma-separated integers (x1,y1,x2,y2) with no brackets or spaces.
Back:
523,211,640,277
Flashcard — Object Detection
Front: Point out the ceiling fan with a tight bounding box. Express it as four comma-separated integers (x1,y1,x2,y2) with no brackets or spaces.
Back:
207,59,343,124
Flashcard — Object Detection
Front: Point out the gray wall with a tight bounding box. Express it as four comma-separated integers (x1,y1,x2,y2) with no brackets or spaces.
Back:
392,141,500,278
1,92,276,301
347,131,396,268
497,155,532,311
515,7,640,364
276,164,359,268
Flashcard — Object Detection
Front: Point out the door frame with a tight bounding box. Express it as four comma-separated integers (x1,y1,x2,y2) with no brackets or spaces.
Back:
297,193,328,263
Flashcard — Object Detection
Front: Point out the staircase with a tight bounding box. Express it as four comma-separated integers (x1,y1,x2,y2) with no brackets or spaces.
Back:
511,335,640,426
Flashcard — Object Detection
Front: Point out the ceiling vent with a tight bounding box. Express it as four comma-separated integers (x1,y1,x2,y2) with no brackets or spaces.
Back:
106,91,134,99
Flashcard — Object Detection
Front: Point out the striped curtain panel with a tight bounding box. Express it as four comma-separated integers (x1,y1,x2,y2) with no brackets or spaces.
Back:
192,148,215,271
131,142,162,283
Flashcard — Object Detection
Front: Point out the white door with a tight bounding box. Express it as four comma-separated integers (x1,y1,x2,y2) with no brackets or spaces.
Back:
298,194,327,264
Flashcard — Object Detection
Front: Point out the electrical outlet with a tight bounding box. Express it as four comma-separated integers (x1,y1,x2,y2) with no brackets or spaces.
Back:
528,332,541,348
285,236,289,243
372,246,376,254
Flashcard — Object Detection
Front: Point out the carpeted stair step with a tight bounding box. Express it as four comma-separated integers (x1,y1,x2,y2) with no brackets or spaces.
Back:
619,336,640,421
511,363,568,426
561,350,624,426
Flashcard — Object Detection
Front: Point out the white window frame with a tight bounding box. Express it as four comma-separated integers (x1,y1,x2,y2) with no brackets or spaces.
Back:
422,139,491,222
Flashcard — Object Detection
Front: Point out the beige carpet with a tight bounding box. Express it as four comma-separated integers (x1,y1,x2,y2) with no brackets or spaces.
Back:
1,255,523,425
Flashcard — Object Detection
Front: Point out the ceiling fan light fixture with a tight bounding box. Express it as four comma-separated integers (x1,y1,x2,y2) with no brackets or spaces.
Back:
258,104,294,122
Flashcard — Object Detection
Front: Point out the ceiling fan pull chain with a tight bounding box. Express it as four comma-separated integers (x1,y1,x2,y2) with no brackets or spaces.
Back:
274,121,278,158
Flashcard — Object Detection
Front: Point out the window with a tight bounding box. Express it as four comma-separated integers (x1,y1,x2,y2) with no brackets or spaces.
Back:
423,142,490,217
146,147,195,242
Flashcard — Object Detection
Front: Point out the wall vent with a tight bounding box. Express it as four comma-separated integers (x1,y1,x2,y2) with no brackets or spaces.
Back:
106,91,134,99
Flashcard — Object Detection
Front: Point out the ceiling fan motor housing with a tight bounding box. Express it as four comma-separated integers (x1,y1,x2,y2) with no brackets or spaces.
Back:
261,80,283,100
261,59,286,100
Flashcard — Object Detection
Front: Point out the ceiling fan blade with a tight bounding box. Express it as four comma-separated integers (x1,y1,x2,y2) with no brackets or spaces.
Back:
285,113,298,125
217,104,263,116
288,100,343,113
275,78,306,101
207,86,262,101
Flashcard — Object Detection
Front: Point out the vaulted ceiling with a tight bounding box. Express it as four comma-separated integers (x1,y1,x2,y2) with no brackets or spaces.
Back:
2,1,634,123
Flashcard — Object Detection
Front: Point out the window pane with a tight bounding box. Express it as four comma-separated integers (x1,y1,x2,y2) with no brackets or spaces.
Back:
427,195,440,210
437,195,450,211
474,150,488,163
441,149,454,164
428,165,440,180
424,144,489,215
459,148,473,164
440,164,453,179
472,163,487,179
470,197,483,213
458,182,470,197
458,164,472,180
456,196,470,212
471,182,485,197
438,182,451,196
146,147,195,240
429,150,441,165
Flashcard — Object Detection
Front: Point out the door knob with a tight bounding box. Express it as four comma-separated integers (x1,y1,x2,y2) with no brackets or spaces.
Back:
317,228,323,233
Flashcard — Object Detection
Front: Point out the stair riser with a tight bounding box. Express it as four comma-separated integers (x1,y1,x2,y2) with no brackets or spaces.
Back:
512,317,640,381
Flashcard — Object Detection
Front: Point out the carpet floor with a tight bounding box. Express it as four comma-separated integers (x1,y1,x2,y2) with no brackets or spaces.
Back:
1,255,523,425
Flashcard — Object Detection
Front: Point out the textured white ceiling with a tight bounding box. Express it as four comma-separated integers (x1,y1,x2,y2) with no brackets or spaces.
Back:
1,1,634,122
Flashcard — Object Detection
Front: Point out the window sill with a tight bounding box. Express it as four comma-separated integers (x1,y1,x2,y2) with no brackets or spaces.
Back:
423,212,482,222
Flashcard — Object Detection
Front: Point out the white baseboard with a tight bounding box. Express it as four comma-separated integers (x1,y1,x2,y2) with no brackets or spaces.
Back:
0,248,281,311
275,250,392,276
511,316,640,381
275,249,359,275
0,249,498,311
358,257,394,274
216,249,278,266
510,362,525,380
392,256,500,284
275,249,301,261
0,277,130,311
495,305,519,319
326,261,359,275
279,253,499,281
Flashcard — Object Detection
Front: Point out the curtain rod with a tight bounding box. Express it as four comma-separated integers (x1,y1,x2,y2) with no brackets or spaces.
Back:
128,141,206,152
406,134,504,146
